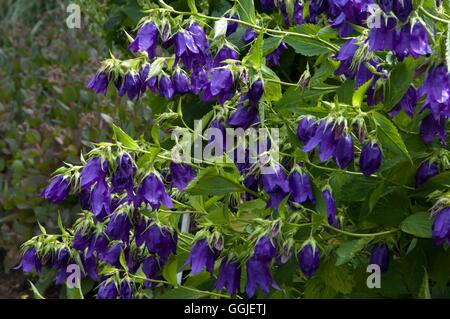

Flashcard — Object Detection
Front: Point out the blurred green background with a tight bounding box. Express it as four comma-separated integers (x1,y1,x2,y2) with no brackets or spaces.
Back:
0,0,153,297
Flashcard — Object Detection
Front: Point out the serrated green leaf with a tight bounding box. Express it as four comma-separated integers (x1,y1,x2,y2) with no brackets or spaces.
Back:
162,255,178,286
29,281,45,299
418,268,431,299
352,80,372,108
262,65,282,102
336,238,372,266
400,212,433,238
110,122,140,151
186,168,244,196
236,0,256,24
372,112,411,161
384,57,417,111
187,0,198,13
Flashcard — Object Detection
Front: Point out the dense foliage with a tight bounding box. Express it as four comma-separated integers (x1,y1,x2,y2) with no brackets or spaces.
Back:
16,0,450,299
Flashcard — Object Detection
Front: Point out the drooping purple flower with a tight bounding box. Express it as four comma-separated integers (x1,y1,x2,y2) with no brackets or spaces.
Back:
80,188,91,210
370,243,390,273
97,280,118,299
410,22,432,57
101,242,123,268
105,212,131,243
72,231,92,252
16,247,41,274
245,256,279,298
302,120,339,162
297,117,318,145
432,207,450,246
378,0,393,13
119,280,133,299
86,71,109,94
293,1,305,25
289,171,315,204
87,233,109,259
54,248,72,285
298,243,320,278
420,114,447,145
119,72,142,100
90,179,111,221
135,173,173,210
359,143,382,177
191,66,209,94
242,28,257,44
142,256,163,288
224,13,239,36
333,135,354,168
248,80,264,105
143,224,178,263
308,0,328,23
391,86,417,117
392,0,413,22
253,236,276,262
262,164,290,210
323,189,339,228
80,157,108,190
158,75,175,99
266,42,288,67
203,68,235,105
187,22,210,52
172,70,191,94
228,104,259,129
415,161,439,188
215,258,241,295
111,154,135,195
368,17,397,52
128,22,159,58
82,253,98,281
169,162,196,192
214,46,239,67
260,0,276,11
173,30,201,70
40,175,70,204
184,239,216,276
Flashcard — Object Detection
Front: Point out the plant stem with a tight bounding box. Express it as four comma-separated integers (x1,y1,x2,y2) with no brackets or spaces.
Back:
324,224,400,237
148,8,339,53
419,7,450,24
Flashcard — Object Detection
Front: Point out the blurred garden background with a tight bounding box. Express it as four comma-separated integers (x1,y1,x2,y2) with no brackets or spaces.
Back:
0,0,155,298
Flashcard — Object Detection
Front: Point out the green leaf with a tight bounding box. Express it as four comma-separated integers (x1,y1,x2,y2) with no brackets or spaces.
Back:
29,281,46,299
372,112,411,161
412,171,450,197
337,79,355,104
368,181,384,213
284,25,331,56
384,57,417,111
352,80,372,108
243,32,263,69
186,168,244,196
262,65,282,102
335,238,372,266
66,285,84,299
418,268,431,299
236,0,256,24
274,86,336,113
162,255,178,286
110,122,140,151
119,249,128,272
400,212,433,238
187,0,198,13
